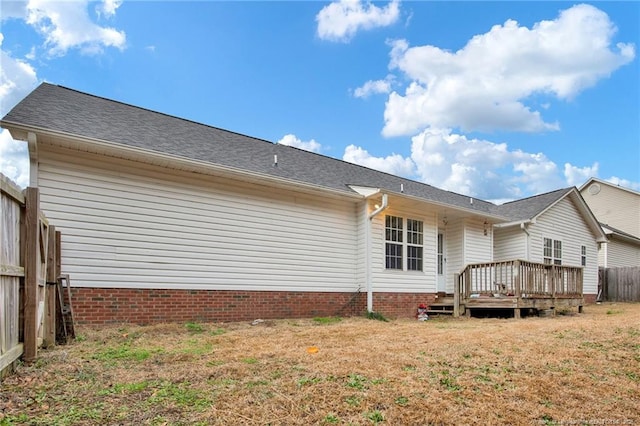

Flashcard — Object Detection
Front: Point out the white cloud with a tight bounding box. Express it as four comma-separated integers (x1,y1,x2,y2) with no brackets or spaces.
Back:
605,176,640,192
0,0,126,187
353,75,394,98
316,0,400,43
343,144,415,177
342,127,612,201
0,129,29,188
383,4,635,136
96,0,122,19
277,134,322,153
0,34,38,117
564,163,599,187
25,0,126,56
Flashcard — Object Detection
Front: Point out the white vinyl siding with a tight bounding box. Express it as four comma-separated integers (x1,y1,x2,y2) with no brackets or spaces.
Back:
463,218,493,264
37,145,360,292
529,197,599,294
493,226,527,261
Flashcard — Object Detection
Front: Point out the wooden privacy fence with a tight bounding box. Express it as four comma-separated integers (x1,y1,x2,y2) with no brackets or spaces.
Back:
599,267,640,302
1,173,66,377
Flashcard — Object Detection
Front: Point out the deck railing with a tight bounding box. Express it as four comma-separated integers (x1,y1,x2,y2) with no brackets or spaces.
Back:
456,259,583,301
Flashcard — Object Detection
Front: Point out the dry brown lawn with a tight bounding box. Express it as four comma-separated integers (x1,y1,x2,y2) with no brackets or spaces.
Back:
1,303,639,425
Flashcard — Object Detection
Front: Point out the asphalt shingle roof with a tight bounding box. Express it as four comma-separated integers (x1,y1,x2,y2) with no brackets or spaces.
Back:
496,188,574,222
1,83,572,221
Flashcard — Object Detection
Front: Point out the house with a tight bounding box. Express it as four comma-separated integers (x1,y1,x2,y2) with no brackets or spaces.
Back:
0,84,607,324
579,178,640,268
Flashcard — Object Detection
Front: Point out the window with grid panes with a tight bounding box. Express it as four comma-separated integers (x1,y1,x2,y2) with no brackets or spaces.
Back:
385,215,403,269
543,238,562,265
407,219,423,271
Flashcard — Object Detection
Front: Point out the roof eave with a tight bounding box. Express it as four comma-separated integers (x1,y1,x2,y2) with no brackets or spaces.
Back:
2,121,364,201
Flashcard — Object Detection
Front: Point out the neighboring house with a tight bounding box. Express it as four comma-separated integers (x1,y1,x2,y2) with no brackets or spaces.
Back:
0,84,607,324
579,178,640,268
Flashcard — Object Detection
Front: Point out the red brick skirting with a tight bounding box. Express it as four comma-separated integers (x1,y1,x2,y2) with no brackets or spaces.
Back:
71,288,437,325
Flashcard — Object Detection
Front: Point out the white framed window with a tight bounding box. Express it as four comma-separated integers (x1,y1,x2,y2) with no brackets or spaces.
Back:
543,237,562,265
407,219,424,271
385,215,403,270
385,215,424,271
581,245,587,266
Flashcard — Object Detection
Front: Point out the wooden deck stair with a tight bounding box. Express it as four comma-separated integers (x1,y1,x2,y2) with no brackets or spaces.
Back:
427,295,455,315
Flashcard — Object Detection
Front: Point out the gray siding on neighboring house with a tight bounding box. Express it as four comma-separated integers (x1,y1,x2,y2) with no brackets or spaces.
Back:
37,145,360,292
527,197,599,294
581,181,640,238
604,240,640,268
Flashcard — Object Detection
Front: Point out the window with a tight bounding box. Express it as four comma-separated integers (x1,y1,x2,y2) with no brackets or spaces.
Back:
385,215,403,270
581,245,587,266
543,237,562,265
437,233,444,275
385,215,424,271
407,219,423,271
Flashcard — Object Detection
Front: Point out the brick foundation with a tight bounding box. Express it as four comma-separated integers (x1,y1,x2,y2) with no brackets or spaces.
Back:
71,288,437,325
583,293,597,304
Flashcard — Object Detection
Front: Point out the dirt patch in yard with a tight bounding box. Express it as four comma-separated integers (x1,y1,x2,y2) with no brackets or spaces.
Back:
1,303,639,425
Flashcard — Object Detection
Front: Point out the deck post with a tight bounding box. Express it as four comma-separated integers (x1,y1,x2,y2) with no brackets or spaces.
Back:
453,273,460,317
514,260,521,298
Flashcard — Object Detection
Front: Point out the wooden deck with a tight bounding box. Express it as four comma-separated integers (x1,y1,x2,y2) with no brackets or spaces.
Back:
454,260,584,318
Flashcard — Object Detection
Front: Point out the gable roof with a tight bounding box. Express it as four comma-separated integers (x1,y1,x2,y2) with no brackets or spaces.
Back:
496,187,574,222
0,82,606,236
2,83,505,217
495,187,607,242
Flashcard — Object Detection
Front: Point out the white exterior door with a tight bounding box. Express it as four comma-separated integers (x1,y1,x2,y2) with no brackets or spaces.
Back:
437,232,446,292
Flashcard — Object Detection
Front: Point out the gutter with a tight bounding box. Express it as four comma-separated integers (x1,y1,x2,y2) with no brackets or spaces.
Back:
365,193,388,313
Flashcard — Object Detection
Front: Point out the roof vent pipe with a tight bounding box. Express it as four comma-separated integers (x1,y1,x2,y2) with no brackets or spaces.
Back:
273,154,278,167
470,197,473,204
401,183,404,193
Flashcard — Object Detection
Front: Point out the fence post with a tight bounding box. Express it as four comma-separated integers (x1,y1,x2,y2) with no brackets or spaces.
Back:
44,225,57,348
24,187,40,363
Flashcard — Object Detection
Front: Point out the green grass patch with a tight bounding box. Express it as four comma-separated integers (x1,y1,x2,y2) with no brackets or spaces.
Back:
346,373,368,390
92,343,158,364
147,381,212,411
185,322,205,333
366,311,389,322
313,316,342,325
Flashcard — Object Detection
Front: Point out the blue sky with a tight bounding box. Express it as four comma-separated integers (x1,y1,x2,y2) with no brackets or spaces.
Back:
1,0,638,202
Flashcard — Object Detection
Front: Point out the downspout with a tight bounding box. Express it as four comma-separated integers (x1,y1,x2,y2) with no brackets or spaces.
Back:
27,132,38,187
520,222,530,260
365,194,388,313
